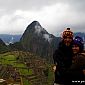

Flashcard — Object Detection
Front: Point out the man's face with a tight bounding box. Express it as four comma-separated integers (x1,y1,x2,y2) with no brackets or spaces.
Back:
72,44,80,54
63,36,73,46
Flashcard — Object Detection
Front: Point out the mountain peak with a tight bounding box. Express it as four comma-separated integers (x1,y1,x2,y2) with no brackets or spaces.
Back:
25,21,48,35
32,21,40,25
22,21,54,43
27,21,41,29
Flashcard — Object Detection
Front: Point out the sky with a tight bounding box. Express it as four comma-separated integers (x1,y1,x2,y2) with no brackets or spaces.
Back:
0,0,85,36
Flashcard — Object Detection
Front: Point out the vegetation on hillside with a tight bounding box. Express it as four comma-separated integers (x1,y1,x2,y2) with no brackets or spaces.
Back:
0,51,54,85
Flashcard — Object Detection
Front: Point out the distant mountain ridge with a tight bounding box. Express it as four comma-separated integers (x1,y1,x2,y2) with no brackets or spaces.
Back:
74,32,85,41
0,32,85,45
0,34,22,45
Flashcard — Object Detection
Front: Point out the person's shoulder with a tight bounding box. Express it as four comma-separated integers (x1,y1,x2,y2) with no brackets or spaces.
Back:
57,40,64,48
78,53,85,57
53,41,63,54
54,49,59,53
54,47,61,54
58,40,63,45
77,53,85,62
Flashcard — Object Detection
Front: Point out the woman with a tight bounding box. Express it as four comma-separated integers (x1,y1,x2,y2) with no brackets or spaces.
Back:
65,36,85,85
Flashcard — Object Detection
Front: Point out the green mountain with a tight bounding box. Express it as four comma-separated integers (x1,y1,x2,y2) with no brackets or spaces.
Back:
20,21,61,62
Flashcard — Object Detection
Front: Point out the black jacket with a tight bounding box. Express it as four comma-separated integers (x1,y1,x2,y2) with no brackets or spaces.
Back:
53,41,73,69
53,41,73,84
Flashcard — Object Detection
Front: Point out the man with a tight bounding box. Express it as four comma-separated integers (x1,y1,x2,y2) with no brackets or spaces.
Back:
53,28,73,85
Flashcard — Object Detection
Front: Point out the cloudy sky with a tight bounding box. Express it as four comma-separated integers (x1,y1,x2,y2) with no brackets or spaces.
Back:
0,0,85,36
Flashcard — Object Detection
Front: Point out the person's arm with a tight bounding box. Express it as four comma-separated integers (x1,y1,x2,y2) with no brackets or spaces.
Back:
53,49,65,73
53,50,57,65
53,49,64,66
53,50,58,72
78,54,85,75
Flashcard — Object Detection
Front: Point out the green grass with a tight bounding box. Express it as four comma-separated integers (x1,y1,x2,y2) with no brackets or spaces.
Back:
23,78,30,85
0,53,31,85
3,55,16,60
19,69,33,75
0,53,53,85
47,66,54,85
28,69,33,75
0,55,26,68
0,55,16,65
13,63,26,68
0,53,32,85
0,54,32,75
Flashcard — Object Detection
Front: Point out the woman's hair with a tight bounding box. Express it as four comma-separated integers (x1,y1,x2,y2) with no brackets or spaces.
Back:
73,36,84,52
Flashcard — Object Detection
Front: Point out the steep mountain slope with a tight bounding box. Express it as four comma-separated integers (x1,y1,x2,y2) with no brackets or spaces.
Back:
0,38,9,53
20,21,61,61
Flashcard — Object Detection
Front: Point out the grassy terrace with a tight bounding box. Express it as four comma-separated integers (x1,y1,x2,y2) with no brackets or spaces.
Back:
0,54,33,73
0,52,54,85
0,55,16,65
23,78,30,85
0,53,33,85
19,69,33,75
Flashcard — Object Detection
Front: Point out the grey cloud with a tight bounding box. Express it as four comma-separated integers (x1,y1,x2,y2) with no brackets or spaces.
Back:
55,0,85,13
68,0,85,12
53,24,85,35
0,0,84,14
0,0,58,11
0,0,85,34
0,0,84,11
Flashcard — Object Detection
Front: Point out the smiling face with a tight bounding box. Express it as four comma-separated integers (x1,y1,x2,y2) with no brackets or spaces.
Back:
72,44,80,54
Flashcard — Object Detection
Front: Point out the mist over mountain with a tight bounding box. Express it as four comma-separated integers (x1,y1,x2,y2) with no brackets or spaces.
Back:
20,21,61,62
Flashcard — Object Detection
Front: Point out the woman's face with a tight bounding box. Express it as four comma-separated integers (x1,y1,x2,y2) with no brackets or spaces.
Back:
72,44,80,54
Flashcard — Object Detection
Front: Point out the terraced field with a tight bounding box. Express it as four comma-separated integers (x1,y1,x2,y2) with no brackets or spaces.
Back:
0,53,33,85
0,52,54,85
